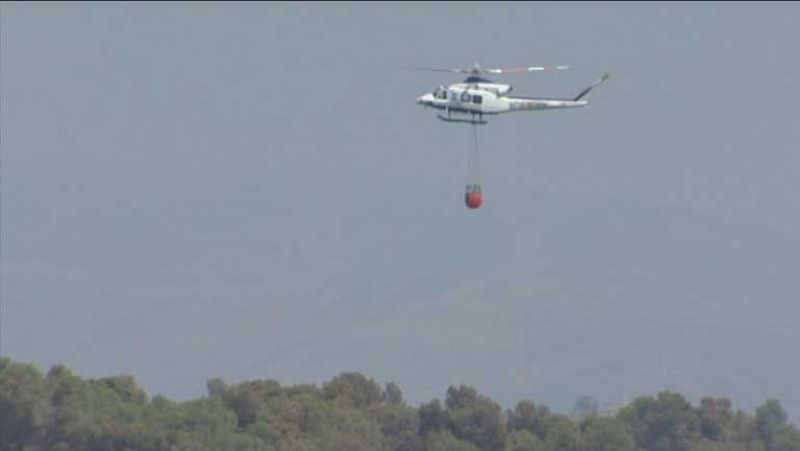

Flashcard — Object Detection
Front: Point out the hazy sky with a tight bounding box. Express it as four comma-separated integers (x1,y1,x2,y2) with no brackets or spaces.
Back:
2,2,799,420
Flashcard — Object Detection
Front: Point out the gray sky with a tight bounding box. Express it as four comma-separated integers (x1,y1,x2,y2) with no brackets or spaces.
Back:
2,2,800,420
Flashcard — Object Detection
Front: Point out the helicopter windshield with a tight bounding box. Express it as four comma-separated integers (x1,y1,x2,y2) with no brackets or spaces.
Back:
434,86,447,100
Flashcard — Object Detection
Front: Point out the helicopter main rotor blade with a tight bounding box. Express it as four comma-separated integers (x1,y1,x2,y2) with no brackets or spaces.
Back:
484,65,570,74
415,67,472,74
411,64,570,76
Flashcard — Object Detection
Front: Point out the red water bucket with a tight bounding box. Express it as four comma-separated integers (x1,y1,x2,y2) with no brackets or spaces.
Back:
465,185,482,209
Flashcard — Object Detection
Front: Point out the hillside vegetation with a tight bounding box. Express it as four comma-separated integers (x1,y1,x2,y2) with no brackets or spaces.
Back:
1,357,799,451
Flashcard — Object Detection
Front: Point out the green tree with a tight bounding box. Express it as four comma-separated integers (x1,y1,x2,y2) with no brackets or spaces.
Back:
0,358,48,450
216,379,281,428
99,374,148,405
697,397,734,441
756,399,789,448
45,368,152,451
543,414,582,451
207,377,228,398
445,385,479,411
580,416,634,451
376,403,422,451
508,400,551,440
168,396,268,451
385,382,405,405
419,399,447,437
506,429,543,451
249,392,311,450
771,424,800,451
617,391,699,451
323,372,384,409
301,397,386,451
444,385,507,451
425,430,482,451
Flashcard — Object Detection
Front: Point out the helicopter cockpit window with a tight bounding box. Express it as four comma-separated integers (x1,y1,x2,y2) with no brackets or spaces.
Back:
460,92,471,103
434,87,447,100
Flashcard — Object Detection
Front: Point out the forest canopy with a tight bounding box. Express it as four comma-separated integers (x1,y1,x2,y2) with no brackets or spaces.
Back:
1,357,798,451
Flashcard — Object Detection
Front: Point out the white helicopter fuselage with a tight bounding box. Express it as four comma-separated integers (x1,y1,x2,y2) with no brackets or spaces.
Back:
416,84,588,117
416,71,609,124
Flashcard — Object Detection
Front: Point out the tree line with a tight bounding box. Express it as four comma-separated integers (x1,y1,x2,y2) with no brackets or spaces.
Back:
1,357,798,451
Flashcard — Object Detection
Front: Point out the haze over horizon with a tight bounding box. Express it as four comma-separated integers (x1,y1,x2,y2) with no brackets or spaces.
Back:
2,2,799,420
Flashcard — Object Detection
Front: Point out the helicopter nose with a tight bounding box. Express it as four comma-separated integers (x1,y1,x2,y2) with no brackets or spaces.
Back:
416,94,433,106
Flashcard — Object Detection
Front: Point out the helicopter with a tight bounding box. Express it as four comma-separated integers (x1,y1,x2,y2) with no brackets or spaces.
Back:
415,63,610,124
415,62,610,209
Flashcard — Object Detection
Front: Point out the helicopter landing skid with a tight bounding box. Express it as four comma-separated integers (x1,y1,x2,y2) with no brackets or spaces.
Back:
436,114,487,125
